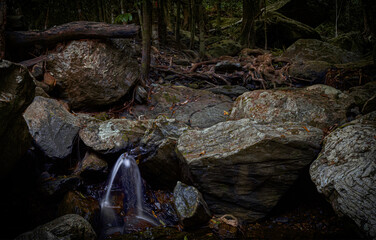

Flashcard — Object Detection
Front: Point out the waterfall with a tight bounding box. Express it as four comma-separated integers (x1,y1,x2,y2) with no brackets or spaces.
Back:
100,151,158,237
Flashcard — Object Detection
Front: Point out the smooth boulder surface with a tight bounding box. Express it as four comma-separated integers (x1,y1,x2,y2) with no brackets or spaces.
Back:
0,60,35,177
177,119,322,221
230,84,354,129
173,181,211,228
282,39,360,64
78,115,151,153
74,151,108,178
15,214,96,240
129,84,233,128
23,96,80,159
46,40,138,110
310,113,376,238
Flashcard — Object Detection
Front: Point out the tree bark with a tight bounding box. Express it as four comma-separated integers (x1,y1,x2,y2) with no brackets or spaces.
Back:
216,0,221,27
240,0,261,48
141,0,152,86
175,0,181,45
6,21,140,47
198,0,205,59
189,0,195,49
158,0,167,45
361,0,376,63
0,0,5,59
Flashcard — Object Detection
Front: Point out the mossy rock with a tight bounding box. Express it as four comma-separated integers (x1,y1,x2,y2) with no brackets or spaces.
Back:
207,40,241,58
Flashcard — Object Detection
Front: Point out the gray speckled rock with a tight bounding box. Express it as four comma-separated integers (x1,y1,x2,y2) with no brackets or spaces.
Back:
310,113,376,238
78,115,151,153
177,119,322,221
74,151,108,178
230,84,354,129
129,84,233,128
47,40,138,110
15,214,96,240
173,181,211,228
0,60,35,177
23,96,80,159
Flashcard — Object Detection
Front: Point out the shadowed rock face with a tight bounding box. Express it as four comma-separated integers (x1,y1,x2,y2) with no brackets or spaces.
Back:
177,119,323,221
0,60,35,178
23,96,80,159
310,112,376,238
46,40,139,110
230,84,354,130
15,214,97,240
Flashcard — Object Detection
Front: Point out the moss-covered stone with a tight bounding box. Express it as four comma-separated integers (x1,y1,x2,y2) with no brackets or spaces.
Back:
207,40,241,58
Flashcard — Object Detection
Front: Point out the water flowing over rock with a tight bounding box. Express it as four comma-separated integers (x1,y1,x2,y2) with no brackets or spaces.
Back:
15,214,96,240
129,84,233,128
23,96,80,159
230,84,354,129
177,119,323,221
46,40,139,110
173,181,211,228
310,113,376,238
78,115,150,153
282,39,360,64
0,60,35,178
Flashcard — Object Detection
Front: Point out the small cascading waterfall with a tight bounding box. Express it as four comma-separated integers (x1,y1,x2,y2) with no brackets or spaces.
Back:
100,150,158,237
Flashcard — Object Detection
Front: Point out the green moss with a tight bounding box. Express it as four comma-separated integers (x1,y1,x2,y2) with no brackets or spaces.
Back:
162,92,179,103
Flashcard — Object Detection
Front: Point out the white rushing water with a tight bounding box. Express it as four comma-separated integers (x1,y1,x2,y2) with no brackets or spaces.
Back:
100,151,158,236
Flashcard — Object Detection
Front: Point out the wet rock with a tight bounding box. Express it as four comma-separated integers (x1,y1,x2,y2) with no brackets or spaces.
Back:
74,151,108,179
255,11,321,48
23,96,80,159
15,214,96,240
214,61,242,74
209,215,239,239
0,60,35,178
35,86,50,98
207,40,241,58
31,62,44,79
58,191,100,226
207,85,249,98
328,31,371,54
40,175,81,197
230,84,354,129
139,116,189,189
130,84,233,128
173,181,211,228
282,39,361,64
46,40,138,110
177,119,322,221
78,115,150,153
310,113,376,238
288,61,332,84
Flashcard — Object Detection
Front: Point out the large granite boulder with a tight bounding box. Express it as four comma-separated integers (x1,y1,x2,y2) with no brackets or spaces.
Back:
207,40,242,58
230,84,354,130
15,214,96,240
0,60,35,178
282,39,361,64
173,181,211,228
255,11,321,49
23,96,80,159
177,119,322,221
78,115,151,153
46,40,139,110
288,61,332,84
129,84,233,128
310,112,376,238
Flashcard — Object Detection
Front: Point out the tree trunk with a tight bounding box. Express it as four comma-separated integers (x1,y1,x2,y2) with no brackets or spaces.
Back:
0,0,5,59
216,0,221,27
175,0,181,45
361,0,376,64
141,0,152,86
198,0,205,59
189,0,195,49
6,21,140,46
158,0,167,45
240,0,261,48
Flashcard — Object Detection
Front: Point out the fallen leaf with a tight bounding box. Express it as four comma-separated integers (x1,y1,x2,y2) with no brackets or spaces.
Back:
224,110,229,116
302,126,310,132
199,150,206,156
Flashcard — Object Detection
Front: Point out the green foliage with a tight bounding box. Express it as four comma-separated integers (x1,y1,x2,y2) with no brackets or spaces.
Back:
115,13,133,24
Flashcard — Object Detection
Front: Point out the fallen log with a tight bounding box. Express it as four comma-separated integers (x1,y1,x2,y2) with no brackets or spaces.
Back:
6,21,140,46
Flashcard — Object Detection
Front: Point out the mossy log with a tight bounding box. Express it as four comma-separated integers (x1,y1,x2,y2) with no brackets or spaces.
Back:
6,21,139,46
